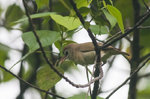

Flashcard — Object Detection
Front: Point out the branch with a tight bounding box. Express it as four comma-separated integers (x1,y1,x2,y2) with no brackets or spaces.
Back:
22,0,103,88
142,0,150,11
69,0,98,51
0,65,65,99
138,72,150,79
140,53,150,63
102,10,150,49
105,57,150,99
69,0,103,99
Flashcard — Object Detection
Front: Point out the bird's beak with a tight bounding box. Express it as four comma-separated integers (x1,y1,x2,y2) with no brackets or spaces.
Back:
59,55,68,64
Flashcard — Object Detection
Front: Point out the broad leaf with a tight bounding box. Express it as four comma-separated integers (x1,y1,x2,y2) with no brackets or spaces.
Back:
15,12,55,23
22,30,60,52
0,43,14,82
79,7,90,17
5,4,24,28
107,5,124,33
15,13,81,30
75,0,92,9
0,43,9,66
50,14,81,30
115,0,133,25
54,40,75,51
103,9,117,29
36,65,63,90
60,60,77,71
90,25,109,35
35,0,49,9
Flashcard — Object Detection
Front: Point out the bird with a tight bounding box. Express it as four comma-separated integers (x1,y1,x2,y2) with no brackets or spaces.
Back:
60,42,129,66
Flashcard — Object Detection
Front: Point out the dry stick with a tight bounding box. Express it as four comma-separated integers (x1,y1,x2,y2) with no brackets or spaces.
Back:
22,0,103,88
105,57,150,99
0,65,65,99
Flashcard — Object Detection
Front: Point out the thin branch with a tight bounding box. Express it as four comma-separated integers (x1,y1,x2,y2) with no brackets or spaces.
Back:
104,25,150,46
142,0,150,11
0,65,65,99
22,0,104,89
138,72,150,79
102,10,150,49
85,66,92,96
105,57,150,99
138,25,150,29
69,0,99,51
69,1,102,99
140,53,150,63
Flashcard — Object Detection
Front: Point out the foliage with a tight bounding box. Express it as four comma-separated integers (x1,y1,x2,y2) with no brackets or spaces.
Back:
22,30,60,52
0,0,150,99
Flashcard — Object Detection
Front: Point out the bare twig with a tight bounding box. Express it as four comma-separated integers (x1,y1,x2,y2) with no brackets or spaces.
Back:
0,65,65,99
105,57,150,99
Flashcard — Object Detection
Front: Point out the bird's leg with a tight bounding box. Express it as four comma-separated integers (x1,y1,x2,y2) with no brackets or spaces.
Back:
85,66,92,96
99,63,104,79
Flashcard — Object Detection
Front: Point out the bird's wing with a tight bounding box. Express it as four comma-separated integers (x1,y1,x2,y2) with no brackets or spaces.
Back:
78,42,103,52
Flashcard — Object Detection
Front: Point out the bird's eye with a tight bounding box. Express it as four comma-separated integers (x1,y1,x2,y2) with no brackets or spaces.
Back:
64,50,69,56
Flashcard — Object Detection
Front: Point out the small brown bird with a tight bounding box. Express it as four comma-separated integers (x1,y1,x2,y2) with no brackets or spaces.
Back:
61,42,129,65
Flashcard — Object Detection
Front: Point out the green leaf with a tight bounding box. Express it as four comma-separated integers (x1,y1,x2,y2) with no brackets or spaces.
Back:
0,6,3,17
115,0,133,25
75,0,92,9
0,43,14,82
50,14,81,30
15,12,55,23
84,21,90,29
107,5,124,33
22,30,60,52
5,4,24,28
36,65,63,90
2,69,14,82
79,7,90,17
0,43,10,66
103,9,117,29
138,82,150,99
54,40,75,55
60,60,77,71
16,13,81,30
90,25,100,34
35,0,49,9
90,25,109,35
102,0,107,8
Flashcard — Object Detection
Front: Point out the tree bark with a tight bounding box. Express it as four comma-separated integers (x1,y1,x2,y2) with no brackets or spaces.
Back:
128,0,140,99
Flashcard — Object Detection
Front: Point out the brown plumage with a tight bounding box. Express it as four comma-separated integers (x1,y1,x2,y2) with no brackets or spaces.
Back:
62,42,129,65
